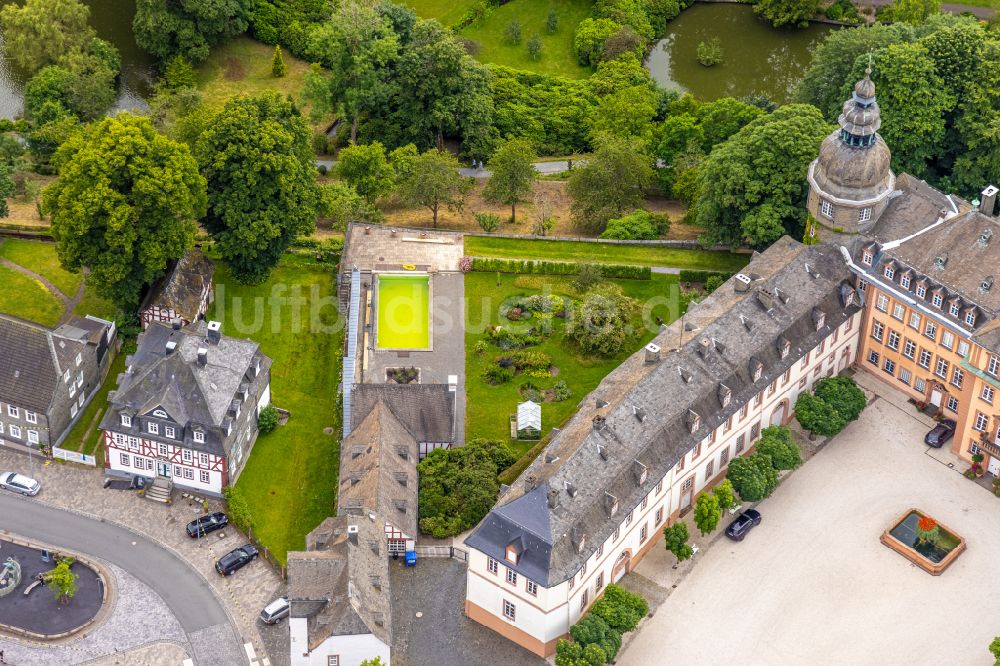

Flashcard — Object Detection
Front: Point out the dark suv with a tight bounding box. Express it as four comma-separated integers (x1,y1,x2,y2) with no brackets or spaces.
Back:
186,512,229,538
215,544,259,576
924,419,957,448
725,509,762,541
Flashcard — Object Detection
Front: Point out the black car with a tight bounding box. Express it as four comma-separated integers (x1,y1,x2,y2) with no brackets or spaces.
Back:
725,509,762,541
924,419,957,448
187,512,229,538
215,544,259,576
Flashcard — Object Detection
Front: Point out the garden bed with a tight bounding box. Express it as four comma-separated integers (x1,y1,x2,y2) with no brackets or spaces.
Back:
880,509,966,575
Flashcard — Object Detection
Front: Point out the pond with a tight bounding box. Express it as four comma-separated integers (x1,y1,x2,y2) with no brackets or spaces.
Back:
645,3,836,104
887,511,960,564
0,0,155,120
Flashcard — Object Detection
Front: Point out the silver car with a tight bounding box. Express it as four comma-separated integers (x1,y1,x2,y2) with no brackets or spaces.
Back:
0,471,40,496
260,596,290,624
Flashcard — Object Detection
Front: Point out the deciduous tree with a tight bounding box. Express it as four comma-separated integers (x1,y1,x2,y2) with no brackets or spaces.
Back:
694,492,722,536
0,0,94,74
43,114,204,311
133,0,253,64
566,284,635,356
693,104,829,247
756,426,802,470
483,137,536,224
794,392,847,436
754,0,820,28
813,376,867,422
195,93,320,284
726,452,779,501
663,522,693,562
568,134,654,232
397,149,471,227
712,478,738,511
0,164,15,218
44,558,79,605
336,142,396,204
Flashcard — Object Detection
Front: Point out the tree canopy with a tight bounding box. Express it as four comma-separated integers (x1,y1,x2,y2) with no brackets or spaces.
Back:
195,93,319,284
397,149,471,227
756,426,802,470
0,0,94,74
336,141,396,204
566,284,636,356
568,134,654,232
693,104,830,247
43,114,205,311
133,0,253,64
726,452,779,501
754,0,820,28
483,137,537,224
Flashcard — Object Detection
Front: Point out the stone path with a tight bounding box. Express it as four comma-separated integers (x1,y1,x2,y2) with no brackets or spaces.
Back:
0,448,283,666
0,563,190,665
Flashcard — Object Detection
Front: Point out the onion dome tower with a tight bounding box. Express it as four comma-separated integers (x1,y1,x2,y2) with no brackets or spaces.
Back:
806,68,895,234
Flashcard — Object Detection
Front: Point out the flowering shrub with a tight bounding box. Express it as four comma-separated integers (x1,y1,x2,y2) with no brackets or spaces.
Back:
916,516,940,544
459,256,473,273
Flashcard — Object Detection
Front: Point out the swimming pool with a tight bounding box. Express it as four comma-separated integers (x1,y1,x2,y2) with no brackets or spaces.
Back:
376,274,431,349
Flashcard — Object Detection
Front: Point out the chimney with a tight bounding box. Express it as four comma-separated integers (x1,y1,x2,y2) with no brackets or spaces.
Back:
547,489,559,510
644,342,661,364
207,320,222,344
171,319,182,330
981,185,998,217
165,340,177,355
757,288,775,311
347,524,359,545
197,347,208,366
697,337,711,358
734,273,752,293
524,475,537,493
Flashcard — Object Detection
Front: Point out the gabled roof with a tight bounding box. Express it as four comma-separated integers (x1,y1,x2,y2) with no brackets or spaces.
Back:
467,239,861,586
338,399,419,539
142,249,214,320
0,314,93,412
288,516,391,649
350,383,456,443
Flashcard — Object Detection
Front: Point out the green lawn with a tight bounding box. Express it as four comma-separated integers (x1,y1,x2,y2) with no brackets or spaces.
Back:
59,353,126,468
402,0,477,24
196,36,315,114
460,0,593,78
71,287,119,322
0,265,64,326
465,236,752,271
0,239,82,297
208,253,342,564
466,272,680,442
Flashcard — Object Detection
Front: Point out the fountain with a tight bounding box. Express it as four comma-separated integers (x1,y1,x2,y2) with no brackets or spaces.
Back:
0,557,22,597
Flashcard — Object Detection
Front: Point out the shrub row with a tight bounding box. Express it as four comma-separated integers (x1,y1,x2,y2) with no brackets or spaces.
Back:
556,584,650,665
470,257,651,280
677,269,734,284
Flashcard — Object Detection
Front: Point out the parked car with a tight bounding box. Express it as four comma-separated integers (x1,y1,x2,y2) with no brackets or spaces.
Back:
187,512,229,538
924,419,957,448
215,544,259,576
725,509,762,541
260,597,290,625
0,472,40,496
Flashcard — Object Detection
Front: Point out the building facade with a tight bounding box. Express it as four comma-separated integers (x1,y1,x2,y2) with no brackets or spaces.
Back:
100,320,271,496
0,314,114,451
139,249,215,330
465,240,863,656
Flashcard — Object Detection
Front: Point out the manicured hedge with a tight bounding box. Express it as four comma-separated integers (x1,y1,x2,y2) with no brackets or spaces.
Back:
678,269,734,284
470,257,651,280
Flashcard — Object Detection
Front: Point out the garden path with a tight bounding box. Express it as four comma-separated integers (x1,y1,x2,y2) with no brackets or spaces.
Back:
0,255,87,325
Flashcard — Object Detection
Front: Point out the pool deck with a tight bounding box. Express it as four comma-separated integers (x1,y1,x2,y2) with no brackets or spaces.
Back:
342,224,466,273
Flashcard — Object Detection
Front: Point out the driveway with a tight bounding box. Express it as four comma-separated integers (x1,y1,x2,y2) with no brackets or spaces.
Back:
620,379,1000,665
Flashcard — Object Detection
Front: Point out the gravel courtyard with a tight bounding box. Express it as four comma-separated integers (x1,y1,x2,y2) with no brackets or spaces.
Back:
620,377,1000,666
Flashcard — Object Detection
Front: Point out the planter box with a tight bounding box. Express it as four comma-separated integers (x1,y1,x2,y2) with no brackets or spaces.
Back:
880,508,966,576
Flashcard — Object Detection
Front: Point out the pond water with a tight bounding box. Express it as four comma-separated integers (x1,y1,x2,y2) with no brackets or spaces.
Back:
888,511,957,564
645,3,836,104
0,0,155,120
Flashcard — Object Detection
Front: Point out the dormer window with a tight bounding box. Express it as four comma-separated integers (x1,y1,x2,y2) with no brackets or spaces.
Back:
605,492,619,517
121,414,132,427
505,543,520,565
932,293,943,308
194,431,205,444
884,265,895,280
752,363,762,381
147,422,159,435
982,277,994,293
813,308,826,330
916,284,927,298
965,311,976,327
900,274,911,289
75,352,82,367
862,251,873,266
778,337,790,359
686,409,701,433
165,426,175,439
949,303,960,317
719,384,732,408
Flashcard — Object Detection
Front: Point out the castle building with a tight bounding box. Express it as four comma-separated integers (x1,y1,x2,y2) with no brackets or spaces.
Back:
463,71,1000,656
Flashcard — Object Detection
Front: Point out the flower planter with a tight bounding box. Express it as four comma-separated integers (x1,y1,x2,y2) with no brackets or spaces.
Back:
880,509,965,575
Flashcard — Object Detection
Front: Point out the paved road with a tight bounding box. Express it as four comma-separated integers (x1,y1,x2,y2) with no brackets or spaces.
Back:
0,492,244,664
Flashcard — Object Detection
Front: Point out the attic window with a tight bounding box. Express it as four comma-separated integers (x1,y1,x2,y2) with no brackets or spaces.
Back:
750,358,763,381
153,409,168,418
194,431,205,443
370,576,382,590
686,409,701,434
120,414,132,427
934,254,948,269
813,308,826,330
678,367,693,383
949,302,960,317
351,446,364,459
394,499,408,513
778,337,791,359
982,277,994,293
565,481,578,497
633,460,648,485
394,472,408,487
397,446,410,460
979,229,993,246
718,384,732,407
571,526,586,553
740,314,753,332
883,265,895,280
605,492,619,517
505,543,520,564
862,250,873,266
965,311,976,327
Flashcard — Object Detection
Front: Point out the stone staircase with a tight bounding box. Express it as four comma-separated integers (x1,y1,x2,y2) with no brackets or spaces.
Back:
145,476,173,504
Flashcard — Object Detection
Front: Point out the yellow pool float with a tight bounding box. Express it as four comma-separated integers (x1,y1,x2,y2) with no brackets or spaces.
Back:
402,263,416,270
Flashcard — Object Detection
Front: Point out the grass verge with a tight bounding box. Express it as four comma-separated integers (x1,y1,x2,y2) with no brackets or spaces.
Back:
208,253,342,564
0,239,82,297
465,272,680,442
60,353,126,468
0,264,64,326
464,236,751,271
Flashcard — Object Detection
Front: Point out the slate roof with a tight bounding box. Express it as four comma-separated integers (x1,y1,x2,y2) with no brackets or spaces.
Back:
350,383,456,443
339,399,419,539
142,249,214,320
100,321,271,456
466,239,861,586
0,314,99,413
845,176,1000,347
288,516,391,649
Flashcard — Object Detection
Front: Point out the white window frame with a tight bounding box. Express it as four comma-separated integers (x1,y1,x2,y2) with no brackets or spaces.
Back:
27,430,39,444
820,199,833,218
505,568,517,586
165,426,175,439
194,431,205,443
946,396,959,412
975,412,988,432
900,275,911,289
875,294,888,312
487,557,498,575
182,449,193,463
965,312,976,326
200,470,210,484
932,293,943,308
884,266,895,280
916,284,927,298
7,405,18,418
990,356,1000,377
982,386,995,404
147,422,159,435
25,411,37,424
503,599,516,621
859,207,872,223
121,414,132,427
862,251,873,266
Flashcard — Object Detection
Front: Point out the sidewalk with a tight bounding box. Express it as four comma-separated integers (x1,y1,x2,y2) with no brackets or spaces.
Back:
0,448,283,666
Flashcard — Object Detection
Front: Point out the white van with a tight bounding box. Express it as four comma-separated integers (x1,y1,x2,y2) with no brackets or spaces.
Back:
260,597,290,624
